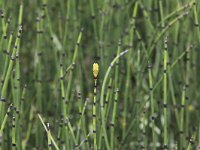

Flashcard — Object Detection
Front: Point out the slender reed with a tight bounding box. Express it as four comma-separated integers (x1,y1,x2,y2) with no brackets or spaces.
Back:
163,37,168,149
148,62,156,150
92,63,99,150
100,49,129,150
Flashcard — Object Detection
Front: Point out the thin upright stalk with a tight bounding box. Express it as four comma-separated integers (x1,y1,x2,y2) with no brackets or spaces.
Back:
92,63,99,150
148,62,156,150
163,37,168,149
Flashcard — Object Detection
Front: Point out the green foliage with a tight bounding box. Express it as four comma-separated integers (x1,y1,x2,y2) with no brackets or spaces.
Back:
0,0,200,149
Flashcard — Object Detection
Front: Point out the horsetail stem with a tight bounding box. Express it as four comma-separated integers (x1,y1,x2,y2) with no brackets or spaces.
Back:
110,43,120,149
65,29,83,115
11,116,16,150
179,86,186,149
110,88,119,150
64,117,77,148
185,45,191,139
143,10,190,69
76,98,89,147
1,104,9,128
105,78,113,120
38,114,59,150
123,2,138,137
47,123,52,150
163,37,168,149
92,63,99,150
148,62,156,150
100,49,129,150
2,33,13,81
193,0,200,42
0,14,23,124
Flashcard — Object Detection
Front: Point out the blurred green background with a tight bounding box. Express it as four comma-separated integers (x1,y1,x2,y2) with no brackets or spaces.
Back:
0,0,200,149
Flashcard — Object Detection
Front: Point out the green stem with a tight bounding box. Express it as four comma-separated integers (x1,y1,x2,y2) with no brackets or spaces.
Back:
100,49,129,150
163,37,168,149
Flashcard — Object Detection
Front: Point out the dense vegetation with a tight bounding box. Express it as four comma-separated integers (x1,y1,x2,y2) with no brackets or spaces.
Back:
0,0,200,149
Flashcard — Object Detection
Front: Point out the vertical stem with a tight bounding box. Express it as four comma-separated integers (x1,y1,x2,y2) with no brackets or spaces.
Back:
2,33,13,82
60,63,66,117
110,89,119,150
35,11,43,148
105,78,113,120
110,43,120,150
92,62,99,150
179,86,186,149
198,123,200,148
100,50,128,150
148,62,156,150
47,123,52,150
185,45,191,140
89,0,98,55
93,79,97,150
0,4,23,124
163,37,168,149
12,116,16,150
123,2,138,137
193,0,200,43
159,0,165,29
